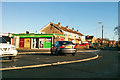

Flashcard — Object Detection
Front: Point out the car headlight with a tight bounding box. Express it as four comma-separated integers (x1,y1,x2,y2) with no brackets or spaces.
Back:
0,48,2,51
11,47,16,50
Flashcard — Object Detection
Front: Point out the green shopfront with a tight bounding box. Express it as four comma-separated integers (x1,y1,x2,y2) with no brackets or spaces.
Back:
11,34,65,49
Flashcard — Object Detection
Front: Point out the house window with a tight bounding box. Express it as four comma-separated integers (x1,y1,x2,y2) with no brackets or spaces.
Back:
64,33,67,36
69,34,71,37
76,34,78,38
79,41,81,44
73,34,74,38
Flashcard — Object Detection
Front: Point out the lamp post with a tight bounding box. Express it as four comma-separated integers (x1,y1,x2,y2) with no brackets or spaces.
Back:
98,22,103,45
96,21,102,40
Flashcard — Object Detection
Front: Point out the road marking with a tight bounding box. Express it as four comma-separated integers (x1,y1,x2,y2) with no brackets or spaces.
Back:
0,55,99,71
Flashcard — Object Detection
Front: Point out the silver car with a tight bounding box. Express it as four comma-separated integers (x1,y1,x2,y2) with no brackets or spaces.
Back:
51,41,77,56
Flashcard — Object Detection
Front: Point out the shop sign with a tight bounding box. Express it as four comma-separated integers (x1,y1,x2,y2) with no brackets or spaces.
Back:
46,38,51,42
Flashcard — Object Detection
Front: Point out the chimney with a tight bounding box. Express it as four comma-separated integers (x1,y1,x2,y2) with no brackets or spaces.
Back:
72,28,74,31
66,25,69,29
77,30,79,32
58,22,61,27
87,35,89,38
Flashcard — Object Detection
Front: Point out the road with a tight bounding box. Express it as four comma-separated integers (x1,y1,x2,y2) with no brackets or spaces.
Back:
1,47,119,79
1,51,97,68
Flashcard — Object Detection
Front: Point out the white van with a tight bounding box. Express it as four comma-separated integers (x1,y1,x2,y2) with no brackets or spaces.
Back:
0,37,17,60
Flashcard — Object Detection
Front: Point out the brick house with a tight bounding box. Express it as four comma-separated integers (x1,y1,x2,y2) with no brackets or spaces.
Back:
39,22,85,44
95,38,109,44
85,35,95,46
108,40,116,45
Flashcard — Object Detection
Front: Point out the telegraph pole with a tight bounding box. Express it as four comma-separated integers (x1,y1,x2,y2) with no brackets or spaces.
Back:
102,25,103,45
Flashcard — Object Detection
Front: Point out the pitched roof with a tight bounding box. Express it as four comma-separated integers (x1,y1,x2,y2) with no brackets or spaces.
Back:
50,22,84,36
50,24,62,32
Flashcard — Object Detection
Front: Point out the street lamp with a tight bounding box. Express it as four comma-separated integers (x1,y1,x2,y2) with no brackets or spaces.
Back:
98,21,103,45
98,22,102,24
96,21,102,40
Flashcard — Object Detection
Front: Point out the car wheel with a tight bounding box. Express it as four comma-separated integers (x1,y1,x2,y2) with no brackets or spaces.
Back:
118,47,120,51
55,51,59,56
72,53,75,56
9,56,15,61
50,48,53,55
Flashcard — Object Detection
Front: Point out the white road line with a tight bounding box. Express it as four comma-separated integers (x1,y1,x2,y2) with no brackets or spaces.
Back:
0,55,99,71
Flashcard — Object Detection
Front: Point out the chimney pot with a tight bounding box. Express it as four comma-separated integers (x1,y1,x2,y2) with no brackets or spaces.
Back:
72,28,74,31
77,30,79,32
26,31,29,34
58,22,61,27
66,26,69,28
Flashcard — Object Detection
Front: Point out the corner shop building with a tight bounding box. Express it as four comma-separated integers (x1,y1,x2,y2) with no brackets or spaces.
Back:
11,34,65,49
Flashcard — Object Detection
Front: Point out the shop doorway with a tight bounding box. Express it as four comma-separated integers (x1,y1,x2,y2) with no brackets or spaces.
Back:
33,38,36,48
36,38,39,48
31,38,41,49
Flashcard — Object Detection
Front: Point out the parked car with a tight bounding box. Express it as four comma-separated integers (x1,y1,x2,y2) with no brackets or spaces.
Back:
118,41,120,51
50,41,77,56
0,37,17,60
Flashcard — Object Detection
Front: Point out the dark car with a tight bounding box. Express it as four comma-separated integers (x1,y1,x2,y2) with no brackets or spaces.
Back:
118,41,120,51
50,41,77,56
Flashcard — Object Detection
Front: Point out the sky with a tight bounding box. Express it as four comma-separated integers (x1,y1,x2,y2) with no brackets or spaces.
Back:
1,1,119,40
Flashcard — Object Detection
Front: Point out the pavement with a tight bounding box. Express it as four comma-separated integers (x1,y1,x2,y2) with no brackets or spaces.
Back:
17,48,100,54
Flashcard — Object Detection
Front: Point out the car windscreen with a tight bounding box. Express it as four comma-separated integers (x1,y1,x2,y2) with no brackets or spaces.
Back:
60,41,74,45
0,37,7,43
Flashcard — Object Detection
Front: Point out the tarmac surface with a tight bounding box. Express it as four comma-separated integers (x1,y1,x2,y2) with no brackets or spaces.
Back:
1,48,100,70
1,47,118,78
